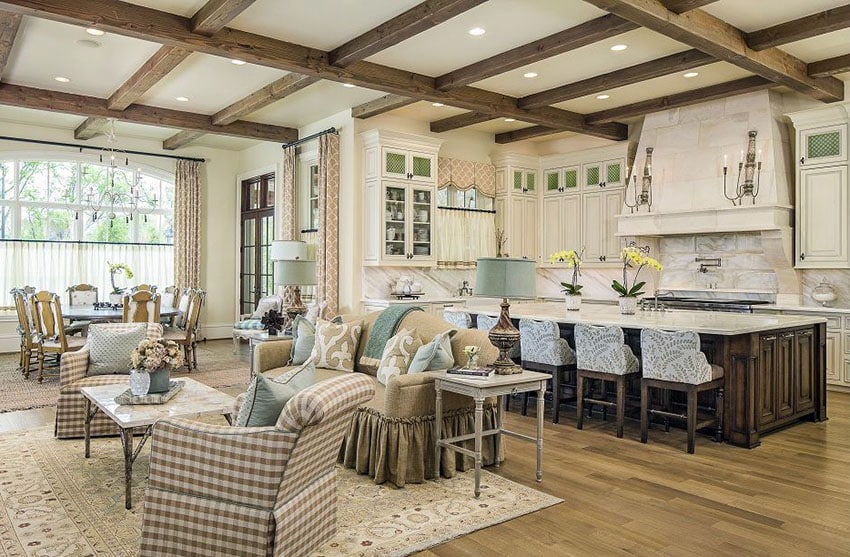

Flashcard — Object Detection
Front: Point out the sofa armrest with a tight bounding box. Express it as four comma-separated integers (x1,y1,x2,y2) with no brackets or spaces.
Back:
383,373,480,419
60,346,90,389
254,340,294,375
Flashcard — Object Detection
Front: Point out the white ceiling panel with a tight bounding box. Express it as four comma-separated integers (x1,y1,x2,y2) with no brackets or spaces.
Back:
190,135,262,151
5,17,162,98
367,0,607,77
703,0,850,33
120,0,208,18
245,81,386,127
0,105,83,130
136,53,288,115
467,119,537,134
389,101,467,123
780,29,850,71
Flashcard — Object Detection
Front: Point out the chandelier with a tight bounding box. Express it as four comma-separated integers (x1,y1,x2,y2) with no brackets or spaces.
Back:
75,119,158,226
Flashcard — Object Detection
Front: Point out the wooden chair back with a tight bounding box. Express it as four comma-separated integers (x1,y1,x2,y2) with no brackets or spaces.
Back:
130,284,158,294
122,290,161,323
160,285,180,309
183,290,206,338
67,283,98,306
32,290,70,351
174,288,195,328
11,289,38,349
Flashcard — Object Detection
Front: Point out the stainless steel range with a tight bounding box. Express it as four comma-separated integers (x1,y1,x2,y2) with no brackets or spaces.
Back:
645,296,771,313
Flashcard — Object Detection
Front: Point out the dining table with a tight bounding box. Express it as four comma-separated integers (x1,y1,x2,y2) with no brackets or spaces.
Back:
65,305,181,323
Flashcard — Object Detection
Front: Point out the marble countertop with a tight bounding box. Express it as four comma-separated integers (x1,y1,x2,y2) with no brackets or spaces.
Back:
363,296,470,304
759,304,850,315
453,302,826,336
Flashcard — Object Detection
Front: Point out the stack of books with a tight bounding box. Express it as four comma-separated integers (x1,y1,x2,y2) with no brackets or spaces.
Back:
447,366,495,378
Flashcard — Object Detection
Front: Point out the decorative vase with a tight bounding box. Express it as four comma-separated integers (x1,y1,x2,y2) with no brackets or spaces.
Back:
129,369,150,397
109,293,123,306
619,297,638,315
147,368,171,394
466,354,479,369
267,326,279,336
565,294,582,311
812,278,836,306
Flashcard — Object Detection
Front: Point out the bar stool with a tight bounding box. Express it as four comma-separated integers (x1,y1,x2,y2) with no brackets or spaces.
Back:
639,328,724,454
518,318,576,424
575,324,640,438
442,309,472,329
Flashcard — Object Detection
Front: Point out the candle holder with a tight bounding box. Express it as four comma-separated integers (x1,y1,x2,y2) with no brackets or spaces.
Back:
723,130,762,206
624,147,653,213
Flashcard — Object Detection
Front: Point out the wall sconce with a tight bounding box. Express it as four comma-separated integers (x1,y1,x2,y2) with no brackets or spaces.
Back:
624,147,653,213
723,130,762,206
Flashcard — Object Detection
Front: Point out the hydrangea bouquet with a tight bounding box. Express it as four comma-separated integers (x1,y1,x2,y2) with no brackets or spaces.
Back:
131,338,183,371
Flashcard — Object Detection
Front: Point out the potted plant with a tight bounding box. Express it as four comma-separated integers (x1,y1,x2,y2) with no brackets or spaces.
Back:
549,249,583,311
611,244,662,314
107,261,134,305
261,309,286,336
129,338,184,395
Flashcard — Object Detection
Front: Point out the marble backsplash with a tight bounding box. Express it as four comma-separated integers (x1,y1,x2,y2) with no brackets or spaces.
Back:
801,270,850,308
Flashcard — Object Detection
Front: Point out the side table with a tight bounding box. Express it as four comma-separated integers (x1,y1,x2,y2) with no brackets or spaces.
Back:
432,369,550,498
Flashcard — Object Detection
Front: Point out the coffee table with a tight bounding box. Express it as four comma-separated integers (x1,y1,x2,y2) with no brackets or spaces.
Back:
80,377,236,509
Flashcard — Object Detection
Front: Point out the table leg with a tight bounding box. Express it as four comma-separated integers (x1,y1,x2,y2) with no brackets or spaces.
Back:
249,340,256,377
474,396,483,498
119,427,133,509
536,382,544,483
434,385,442,481
495,394,503,469
84,398,92,458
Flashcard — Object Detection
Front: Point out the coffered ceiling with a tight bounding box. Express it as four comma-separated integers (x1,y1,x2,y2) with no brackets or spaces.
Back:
0,0,847,152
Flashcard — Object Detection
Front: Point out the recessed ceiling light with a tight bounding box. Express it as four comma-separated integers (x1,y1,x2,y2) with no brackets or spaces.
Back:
175,96,189,102
231,59,246,65
523,72,538,78
504,118,516,122
596,94,610,100
467,27,486,36
76,39,101,48
85,28,105,36
610,44,628,51
342,83,356,88
54,76,70,83
683,71,699,78
432,102,444,107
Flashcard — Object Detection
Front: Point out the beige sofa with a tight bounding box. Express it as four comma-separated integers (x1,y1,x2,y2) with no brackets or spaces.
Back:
254,309,501,487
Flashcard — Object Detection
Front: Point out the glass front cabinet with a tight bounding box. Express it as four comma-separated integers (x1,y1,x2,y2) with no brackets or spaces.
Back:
383,183,434,262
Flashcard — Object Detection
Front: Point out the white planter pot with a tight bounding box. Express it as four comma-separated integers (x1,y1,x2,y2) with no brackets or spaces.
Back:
109,293,123,305
619,297,637,315
565,295,582,311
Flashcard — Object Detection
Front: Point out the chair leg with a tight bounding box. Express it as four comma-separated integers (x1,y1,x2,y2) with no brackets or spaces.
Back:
640,380,649,444
552,369,561,424
715,386,724,443
576,373,585,430
687,387,697,454
601,381,608,422
616,375,626,439
192,341,198,370
22,349,31,380
662,388,671,432
37,350,45,384
232,335,239,355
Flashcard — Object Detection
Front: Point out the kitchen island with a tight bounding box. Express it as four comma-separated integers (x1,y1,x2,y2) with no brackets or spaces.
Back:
459,302,827,448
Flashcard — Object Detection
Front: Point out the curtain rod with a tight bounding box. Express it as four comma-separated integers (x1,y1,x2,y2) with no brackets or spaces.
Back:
0,135,206,163
1,238,173,247
282,127,338,150
437,205,497,214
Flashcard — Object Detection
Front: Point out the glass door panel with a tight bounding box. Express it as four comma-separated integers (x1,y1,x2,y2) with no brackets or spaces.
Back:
412,187,432,258
240,173,275,315
385,185,406,257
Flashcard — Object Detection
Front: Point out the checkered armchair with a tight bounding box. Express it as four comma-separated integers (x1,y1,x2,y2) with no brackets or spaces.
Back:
55,322,162,439
140,373,376,557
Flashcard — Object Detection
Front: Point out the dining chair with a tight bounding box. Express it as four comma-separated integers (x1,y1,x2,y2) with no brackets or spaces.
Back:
67,283,98,306
31,290,86,383
11,288,39,379
163,289,205,371
159,286,180,326
130,284,158,294
122,290,162,323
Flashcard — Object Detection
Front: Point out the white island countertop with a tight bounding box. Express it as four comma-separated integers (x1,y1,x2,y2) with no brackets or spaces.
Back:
456,302,826,336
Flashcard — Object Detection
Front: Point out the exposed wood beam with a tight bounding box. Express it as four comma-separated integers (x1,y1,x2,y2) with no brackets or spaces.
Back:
659,0,717,14
582,0,844,103
519,49,713,110
809,54,850,78
163,130,205,150
0,0,627,141
0,11,21,78
191,0,255,35
746,4,850,51
495,125,561,144
429,111,492,133
351,94,417,118
585,75,773,124
108,45,190,110
0,82,298,142
329,0,487,67
212,73,319,126
73,116,109,140
434,14,638,91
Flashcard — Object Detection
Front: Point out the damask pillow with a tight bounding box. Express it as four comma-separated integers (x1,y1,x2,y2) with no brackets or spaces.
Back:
251,297,280,319
376,328,423,386
88,324,147,376
408,329,457,373
310,319,363,372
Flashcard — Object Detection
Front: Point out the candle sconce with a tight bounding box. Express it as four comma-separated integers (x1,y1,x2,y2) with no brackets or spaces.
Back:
723,130,762,206
624,147,653,213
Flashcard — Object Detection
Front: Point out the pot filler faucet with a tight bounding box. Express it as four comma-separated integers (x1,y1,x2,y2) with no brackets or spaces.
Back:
696,257,722,273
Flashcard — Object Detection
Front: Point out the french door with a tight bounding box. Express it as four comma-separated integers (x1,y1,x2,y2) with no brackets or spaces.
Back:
239,173,275,316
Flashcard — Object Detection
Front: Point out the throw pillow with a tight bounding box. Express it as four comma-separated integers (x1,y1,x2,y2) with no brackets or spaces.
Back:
233,319,265,330
288,315,316,365
234,361,314,427
251,297,279,319
88,324,148,376
376,328,423,386
408,329,457,373
310,319,363,372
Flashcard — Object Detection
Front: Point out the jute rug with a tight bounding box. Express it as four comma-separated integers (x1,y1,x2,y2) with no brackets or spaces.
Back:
0,343,251,413
0,427,561,557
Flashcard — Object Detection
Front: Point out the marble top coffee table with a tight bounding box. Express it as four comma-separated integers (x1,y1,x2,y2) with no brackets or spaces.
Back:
80,378,236,509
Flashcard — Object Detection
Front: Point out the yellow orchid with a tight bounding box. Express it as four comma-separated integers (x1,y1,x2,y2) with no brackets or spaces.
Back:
612,243,662,298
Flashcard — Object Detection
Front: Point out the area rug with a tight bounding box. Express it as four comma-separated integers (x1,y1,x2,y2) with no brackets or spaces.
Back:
0,343,251,413
0,426,561,557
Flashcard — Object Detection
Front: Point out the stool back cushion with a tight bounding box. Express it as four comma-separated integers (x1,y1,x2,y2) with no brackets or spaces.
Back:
575,324,637,375
519,319,576,366
640,328,715,384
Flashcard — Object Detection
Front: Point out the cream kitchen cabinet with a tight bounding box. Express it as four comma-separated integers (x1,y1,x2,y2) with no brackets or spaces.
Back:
582,159,625,189
541,194,580,261
493,153,540,262
543,166,579,196
381,147,437,183
582,189,624,263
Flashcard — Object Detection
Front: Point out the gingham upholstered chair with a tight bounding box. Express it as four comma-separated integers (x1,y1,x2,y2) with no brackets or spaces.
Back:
518,318,576,424
140,373,376,557
442,309,472,329
55,322,162,438
122,290,161,323
575,324,640,438
640,328,724,454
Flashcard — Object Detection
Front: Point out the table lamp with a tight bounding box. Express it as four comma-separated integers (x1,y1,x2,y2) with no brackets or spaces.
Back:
271,240,317,320
474,257,536,374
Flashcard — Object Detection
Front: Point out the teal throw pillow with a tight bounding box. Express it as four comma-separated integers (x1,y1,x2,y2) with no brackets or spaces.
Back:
408,329,457,373
88,324,147,376
288,315,316,365
235,361,315,427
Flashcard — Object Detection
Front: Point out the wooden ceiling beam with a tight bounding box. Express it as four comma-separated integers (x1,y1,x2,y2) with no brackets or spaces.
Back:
495,125,560,144
0,0,627,140
519,48,714,109
108,45,190,110
0,11,21,79
329,0,487,67
73,116,109,140
658,0,717,14
212,73,319,126
429,111,492,133
351,94,416,118
809,53,850,78
745,4,850,51
582,0,844,103
191,0,255,35
0,82,298,142
434,14,638,91
163,130,205,150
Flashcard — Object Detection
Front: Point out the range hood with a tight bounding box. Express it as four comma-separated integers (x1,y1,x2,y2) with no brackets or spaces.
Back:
617,204,793,237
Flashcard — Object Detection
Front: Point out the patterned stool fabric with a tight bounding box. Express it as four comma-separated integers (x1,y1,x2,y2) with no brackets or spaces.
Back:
518,319,576,423
442,309,472,329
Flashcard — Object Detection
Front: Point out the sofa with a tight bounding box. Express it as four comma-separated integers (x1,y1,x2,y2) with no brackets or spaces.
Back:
254,309,501,487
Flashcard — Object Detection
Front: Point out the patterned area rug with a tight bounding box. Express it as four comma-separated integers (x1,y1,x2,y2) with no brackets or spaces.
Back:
0,343,251,413
0,427,561,557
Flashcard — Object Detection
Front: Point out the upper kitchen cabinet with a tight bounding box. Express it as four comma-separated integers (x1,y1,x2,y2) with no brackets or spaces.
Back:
582,159,626,190
799,124,847,168
543,166,579,196
492,153,540,261
382,147,437,183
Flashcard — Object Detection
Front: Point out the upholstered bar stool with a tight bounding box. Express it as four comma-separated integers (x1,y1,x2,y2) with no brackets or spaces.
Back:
442,309,472,329
518,318,576,424
574,324,640,438
639,328,724,454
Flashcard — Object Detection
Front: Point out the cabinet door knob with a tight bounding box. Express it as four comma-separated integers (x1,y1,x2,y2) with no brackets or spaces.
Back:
800,253,805,260
799,157,805,165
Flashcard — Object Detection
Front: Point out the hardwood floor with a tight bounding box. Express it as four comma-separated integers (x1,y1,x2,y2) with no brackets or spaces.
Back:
2,340,847,556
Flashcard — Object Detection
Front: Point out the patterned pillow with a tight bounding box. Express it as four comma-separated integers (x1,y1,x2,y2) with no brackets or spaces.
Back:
310,319,363,372
88,324,148,376
408,329,457,373
233,319,265,330
251,297,280,319
376,328,423,386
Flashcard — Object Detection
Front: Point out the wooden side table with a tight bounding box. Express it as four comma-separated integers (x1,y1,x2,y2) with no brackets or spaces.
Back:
432,369,550,497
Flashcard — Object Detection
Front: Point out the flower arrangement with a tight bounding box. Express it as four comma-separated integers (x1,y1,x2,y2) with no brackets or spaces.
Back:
108,261,134,294
611,244,662,298
261,309,286,336
549,249,583,296
131,338,183,371
463,345,480,368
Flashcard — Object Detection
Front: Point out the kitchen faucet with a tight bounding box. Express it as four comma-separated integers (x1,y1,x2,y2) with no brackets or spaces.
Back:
695,257,722,273
458,280,472,296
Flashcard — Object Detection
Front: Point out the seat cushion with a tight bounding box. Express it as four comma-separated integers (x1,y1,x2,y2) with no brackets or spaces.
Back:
710,364,724,380
43,335,87,350
61,373,132,394
233,319,265,330
266,366,385,413
87,324,147,376
162,326,188,341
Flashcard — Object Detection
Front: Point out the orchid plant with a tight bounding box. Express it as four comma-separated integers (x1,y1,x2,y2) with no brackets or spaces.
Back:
107,261,134,294
611,244,662,298
549,249,583,296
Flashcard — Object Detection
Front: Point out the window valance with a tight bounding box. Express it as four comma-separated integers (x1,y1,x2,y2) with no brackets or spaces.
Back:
437,157,495,197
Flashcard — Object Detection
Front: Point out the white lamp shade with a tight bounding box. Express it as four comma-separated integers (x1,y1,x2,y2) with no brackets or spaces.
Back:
271,240,308,261
474,257,536,299
274,259,317,286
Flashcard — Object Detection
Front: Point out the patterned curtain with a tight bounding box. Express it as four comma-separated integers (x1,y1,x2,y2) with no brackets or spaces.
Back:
173,159,201,288
317,133,340,316
279,147,297,313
